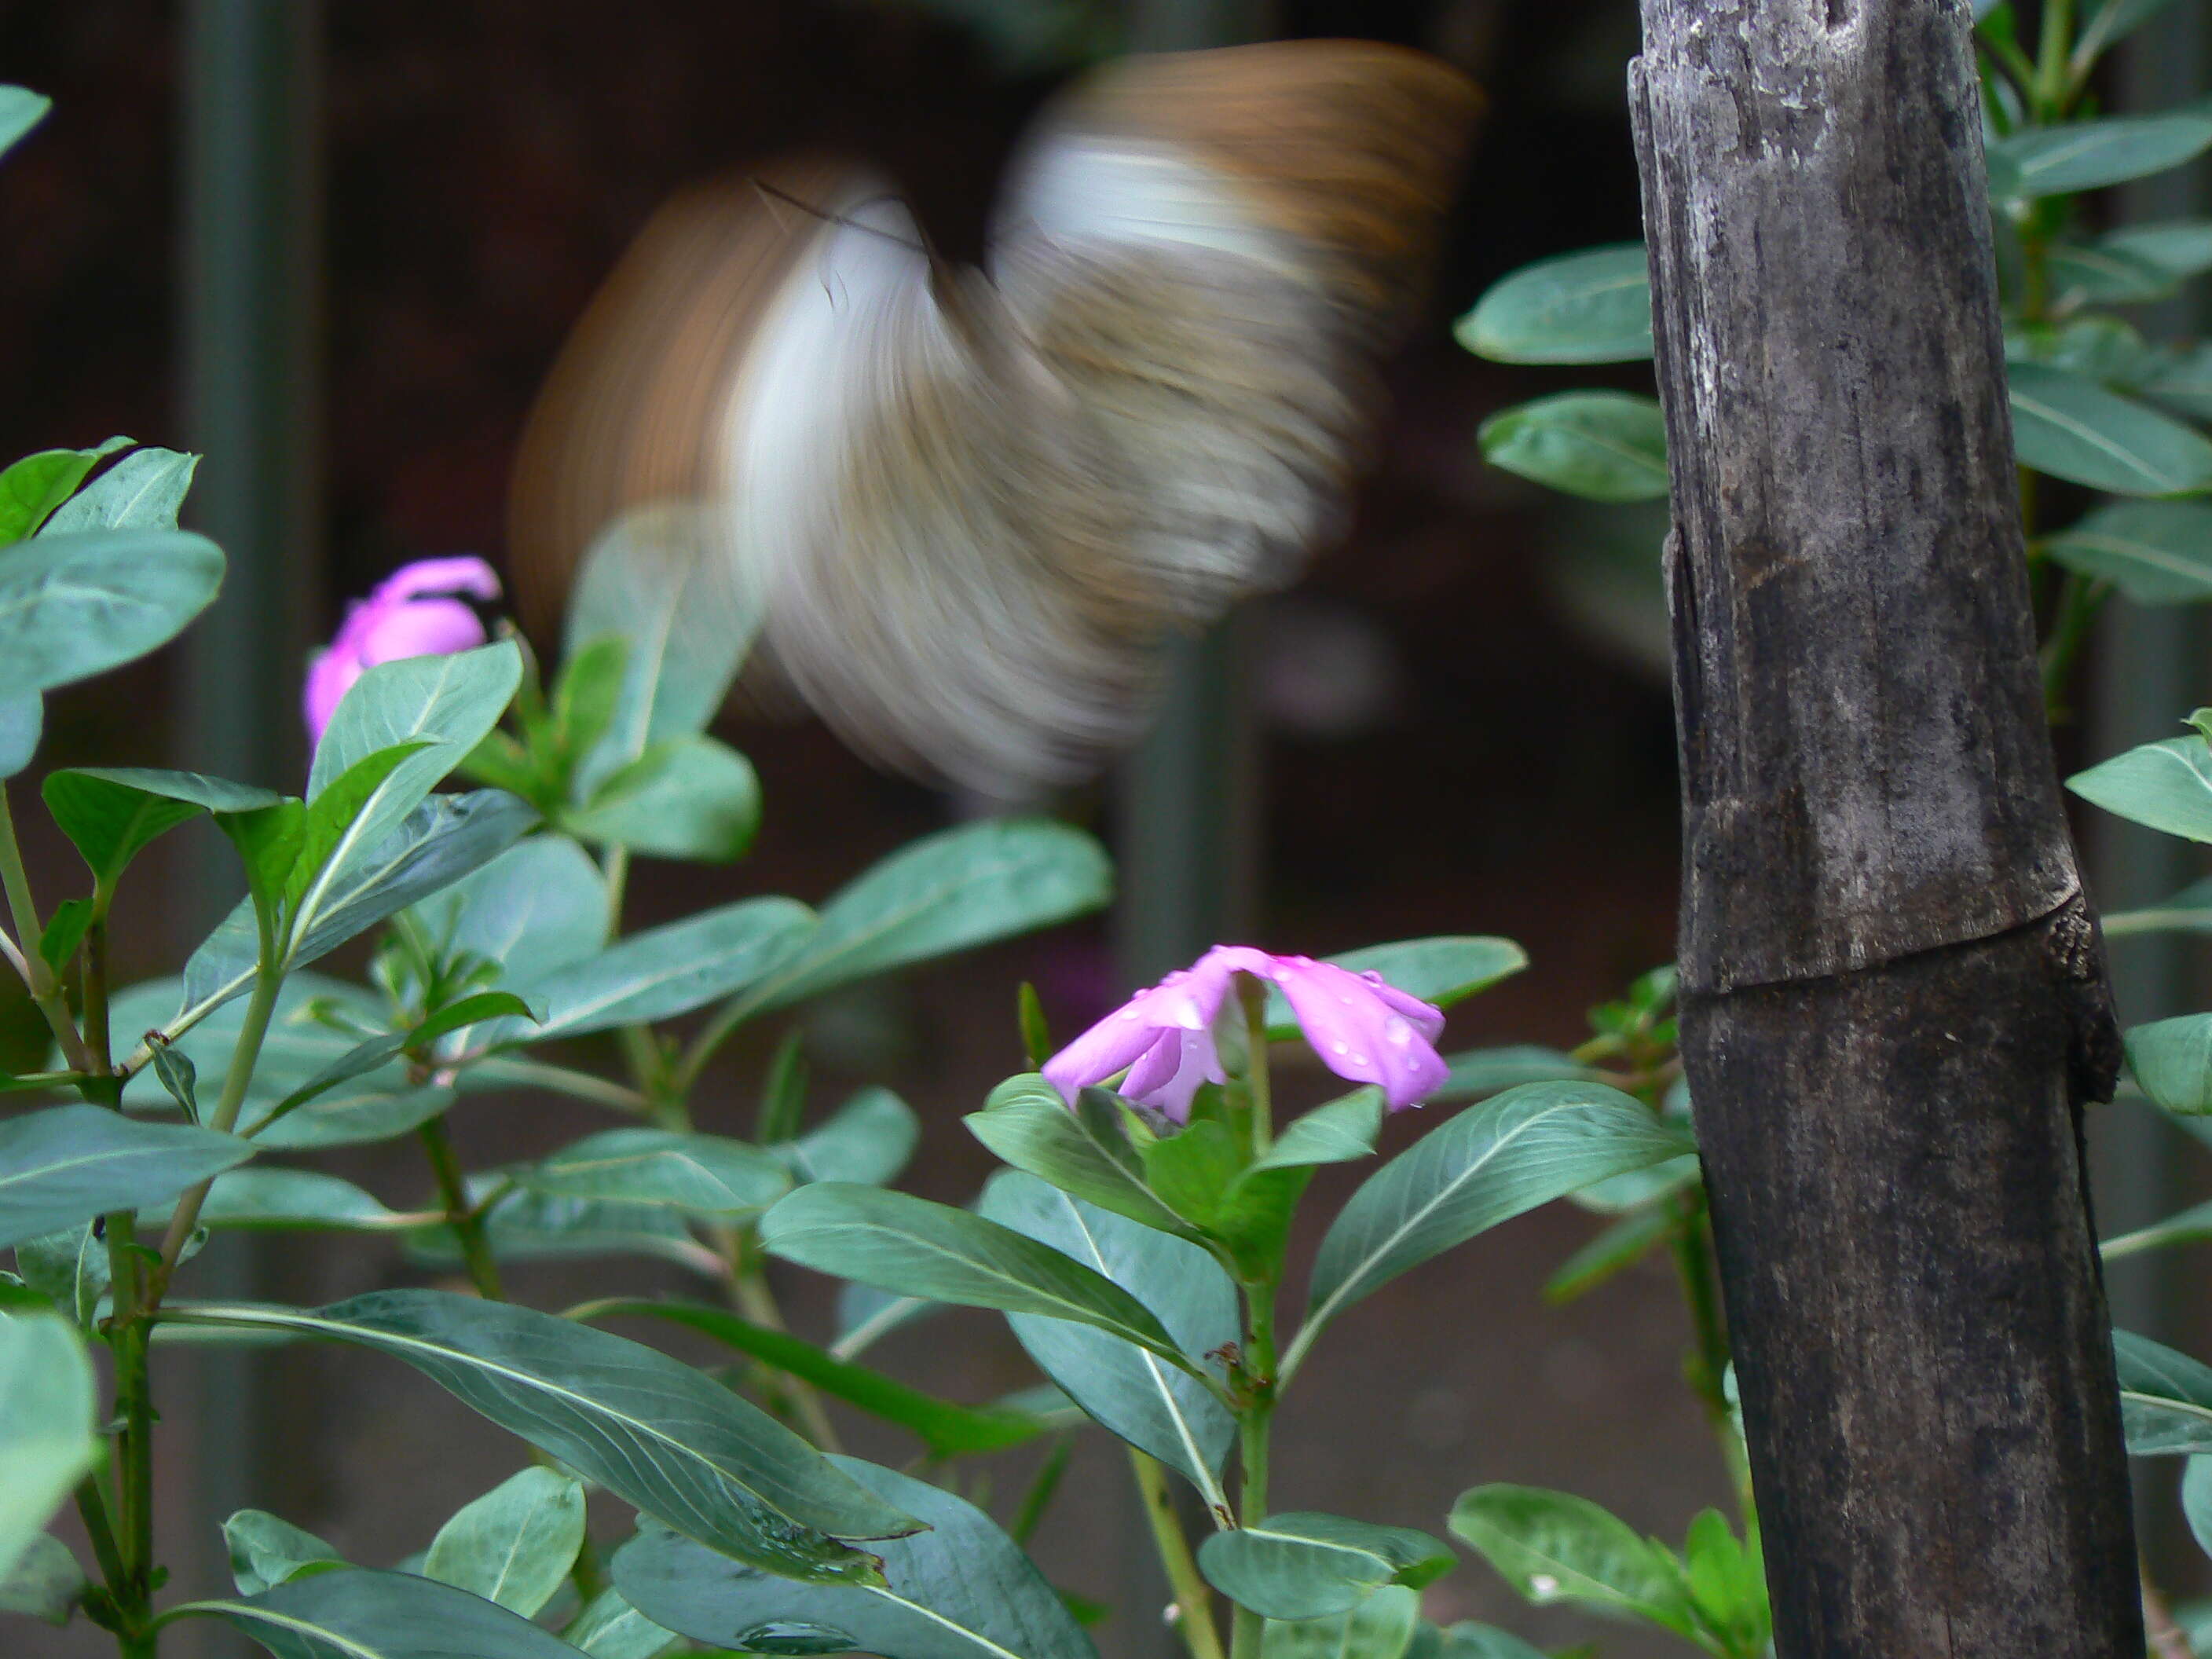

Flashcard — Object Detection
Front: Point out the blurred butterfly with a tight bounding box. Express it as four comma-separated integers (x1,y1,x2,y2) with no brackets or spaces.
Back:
509,38,1478,794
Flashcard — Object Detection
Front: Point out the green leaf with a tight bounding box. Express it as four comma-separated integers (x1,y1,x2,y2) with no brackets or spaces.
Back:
0,1313,98,1584
565,734,760,863
2009,362,2212,496
152,1169,413,1232
0,1104,253,1249
0,86,50,162
2143,342,2212,423
424,1467,587,1616
42,767,281,894
1263,938,1528,1039
966,1075,1192,1233
1199,1514,1454,1621
1478,394,1668,502
2103,219,2212,280
37,896,90,974
0,1529,82,1624
2043,501,2212,602
2183,1457,2212,1560
566,504,764,793
284,742,436,917
2067,733,2212,840
1434,1046,1597,1102
1260,1585,1422,1659
1989,112,2212,200
778,1087,920,1187
0,691,37,779
1406,1622,1550,1659
224,1511,345,1595
2045,240,2180,305
614,1457,1099,1659
14,1221,109,1325
761,1181,1197,1373
980,1170,1237,1505
2072,0,2191,79
1295,1084,1694,1370
1544,1205,1677,1303
407,1188,715,1276
0,527,225,698
180,1566,591,1659
574,1299,1049,1459
1448,1485,1698,1639
165,1290,922,1581
2103,1196,2212,1260
2008,314,2155,385
551,635,630,785
0,439,129,545
258,991,540,1128
1254,1090,1386,1172
404,832,608,981
1455,244,1652,364
496,897,815,1042
2115,1330,2212,1454
40,446,197,534
714,819,1113,1025
1680,1509,1767,1657
2125,1014,2212,1115
523,1129,791,1218
566,1588,679,1659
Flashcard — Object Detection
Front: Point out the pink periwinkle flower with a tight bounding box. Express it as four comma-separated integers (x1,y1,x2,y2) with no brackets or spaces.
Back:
1043,944,1448,1122
303,556,502,744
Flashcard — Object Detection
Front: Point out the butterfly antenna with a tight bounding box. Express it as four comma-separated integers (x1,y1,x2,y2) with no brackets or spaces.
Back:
749,178,928,256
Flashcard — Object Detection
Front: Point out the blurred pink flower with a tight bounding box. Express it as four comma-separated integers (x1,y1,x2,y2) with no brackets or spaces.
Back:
1043,944,1448,1121
304,556,501,743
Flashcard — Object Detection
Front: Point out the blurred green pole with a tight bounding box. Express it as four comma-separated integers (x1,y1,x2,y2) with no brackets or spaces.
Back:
2090,0,2207,1576
178,0,323,1640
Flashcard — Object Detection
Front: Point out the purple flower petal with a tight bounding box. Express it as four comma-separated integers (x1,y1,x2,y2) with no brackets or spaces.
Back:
375,555,501,606
1121,1028,1226,1123
356,597,489,666
1273,958,1449,1110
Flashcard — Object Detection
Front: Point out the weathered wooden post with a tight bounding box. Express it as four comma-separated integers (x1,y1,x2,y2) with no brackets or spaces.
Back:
1629,2,2144,1652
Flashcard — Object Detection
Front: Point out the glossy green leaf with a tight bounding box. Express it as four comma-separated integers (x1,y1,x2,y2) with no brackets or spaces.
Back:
224,1511,345,1595
1567,1150,1701,1215
424,1467,586,1616
1260,1585,1422,1659
0,1529,82,1624
1449,1485,1697,1639
495,897,815,1042
1264,938,1528,1039
166,1291,921,1581
0,527,225,698
258,991,540,1127
1989,112,2212,200
0,691,37,779
405,833,608,980
2102,1196,2212,1260
0,1104,253,1249
1254,1090,1385,1172
2125,1014,2212,1115
574,1299,1049,1459
777,1087,920,1187
566,734,760,863
152,1169,414,1232
566,504,764,792
551,635,630,787
2104,219,2212,280
14,1221,109,1325
1455,244,1652,364
762,1182,1196,1372
2009,362,2212,496
1293,1084,1694,1373
2044,501,2212,602
566,1588,679,1659
1680,1508,1767,1656
2072,0,2192,79
407,1189,718,1277
980,1171,1236,1506
1544,1205,1676,1302
2143,341,2212,423
1434,1046,1596,1102
714,819,1112,1024
2183,1457,2212,1560
524,1129,790,1218
41,446,196,534
0,439,128,545
0,87,49,161
966,1075,1191,1233
2008,313,2155,385
42,767,280,894
1199,1514,1454,1621
2067,734,2212,840
0,1314,97,1584
37,896,90,974
2045,240,2179,305
178,1566,588,1659
1404,1622,1548,1659
2115,1330,2212,1454
1478,394,1668,502
615,1458,1098,1659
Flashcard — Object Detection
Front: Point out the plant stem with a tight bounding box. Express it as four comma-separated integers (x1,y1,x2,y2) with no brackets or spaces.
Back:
729,1253,842,1452
463,1056,650,1114
75,1474,129,1596
0,783,94,1072
1239,980,1272,1155
103,1208,157,1658
418,1115,505,1301
1229,1272,1279,1659
2040,573,2109,720
2034,0,2076,119
1132,1450,1228,1659
1668,1191,1751,1507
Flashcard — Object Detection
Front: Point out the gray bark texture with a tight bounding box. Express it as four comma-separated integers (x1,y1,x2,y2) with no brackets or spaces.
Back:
1628,0,2142,1653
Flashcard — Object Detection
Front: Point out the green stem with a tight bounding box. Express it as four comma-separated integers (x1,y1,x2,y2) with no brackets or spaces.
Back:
1229,1272,1279,1659
2040,573,2108,720
418,1115,505,1301
1132,1450,1228,1659
102,1208,157,1659
82,899,114,1076
730,1254,843,1452
1011,1436,1074,1548
1239,979,1272,1155
2034,0,2076,119
0,783,93,1073
1668,1192,1750,1508
75,1474,128,1596
462,1056,649,1114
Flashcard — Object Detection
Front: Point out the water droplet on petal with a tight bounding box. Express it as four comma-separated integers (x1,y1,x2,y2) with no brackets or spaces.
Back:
1386,1018,1412,1045
1331,1041,1350,1056
1350,1053,1367,1066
